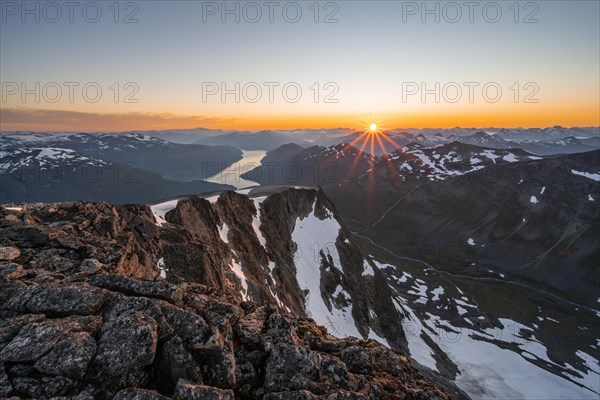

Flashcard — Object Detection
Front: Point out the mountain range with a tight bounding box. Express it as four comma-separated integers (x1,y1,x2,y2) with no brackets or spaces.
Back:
1,129,599,399
0,133,241,204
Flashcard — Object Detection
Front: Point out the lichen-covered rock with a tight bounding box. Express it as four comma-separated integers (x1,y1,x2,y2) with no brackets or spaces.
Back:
159,302,210,347
113,387,170,400
89,275,183,304
4,284,110,315
326,390,369,400
94,311,158,376
0,263,25,280
78,258,104,275
235,306,268,346
0,313,45,344
0,246,20,261
34,331,97,379
0,361,12,397
153,336,202,393
0,320,66,362
340,346,374,375
264,343,323,393
173,380,234,400
263,390,322,400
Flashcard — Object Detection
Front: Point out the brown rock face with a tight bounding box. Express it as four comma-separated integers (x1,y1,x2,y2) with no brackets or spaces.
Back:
0,190,467,399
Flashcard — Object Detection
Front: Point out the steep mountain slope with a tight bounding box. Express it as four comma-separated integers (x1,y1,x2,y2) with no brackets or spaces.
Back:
154,187,405,349
352,150,600,307
241,144,373,186
0,189,465,399
371,255,600,399
242,141,540,190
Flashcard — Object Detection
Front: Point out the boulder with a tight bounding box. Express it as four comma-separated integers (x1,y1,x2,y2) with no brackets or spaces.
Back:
0,320,66,362
94,311,158,376
154,336,201,393
34,331,97,379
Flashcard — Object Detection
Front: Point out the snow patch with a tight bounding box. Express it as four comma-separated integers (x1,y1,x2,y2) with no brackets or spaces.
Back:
431,286,444,301
572,170,600,181
368,329,390,347
150,200,179,226
362,260,375,276
482,150,500,163
230,258,249,301
252,197,268,247
218,222,230,244
157,257,168,278
530,196,538,205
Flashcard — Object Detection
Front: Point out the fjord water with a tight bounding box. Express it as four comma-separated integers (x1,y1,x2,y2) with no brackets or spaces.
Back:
204,150,267,189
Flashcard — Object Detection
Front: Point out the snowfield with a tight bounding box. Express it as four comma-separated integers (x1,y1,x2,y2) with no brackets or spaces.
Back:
291,200,363,339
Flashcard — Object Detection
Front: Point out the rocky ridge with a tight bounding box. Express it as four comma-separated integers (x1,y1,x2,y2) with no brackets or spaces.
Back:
0,188,465,399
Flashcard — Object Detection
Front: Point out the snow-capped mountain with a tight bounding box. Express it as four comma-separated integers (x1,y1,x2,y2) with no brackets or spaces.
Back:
0,133,237,204
382,142,539,182
241,141,541,186
0,147,107,175
1,132,243,182
385,127,600,156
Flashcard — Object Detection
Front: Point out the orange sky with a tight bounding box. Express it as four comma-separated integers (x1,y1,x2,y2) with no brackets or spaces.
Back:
1,106,598,132
2,1,599,133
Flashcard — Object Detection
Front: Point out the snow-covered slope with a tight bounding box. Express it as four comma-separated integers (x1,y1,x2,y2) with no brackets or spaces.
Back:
380,260,600,399
383,142,540,182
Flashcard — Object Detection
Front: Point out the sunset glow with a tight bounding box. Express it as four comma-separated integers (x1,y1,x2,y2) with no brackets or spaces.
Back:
1,1,598,132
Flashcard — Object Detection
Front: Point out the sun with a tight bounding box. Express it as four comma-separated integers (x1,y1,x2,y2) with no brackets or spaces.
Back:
369,123,377,132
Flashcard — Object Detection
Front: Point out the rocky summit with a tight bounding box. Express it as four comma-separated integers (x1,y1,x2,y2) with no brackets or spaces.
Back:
0,188,464,400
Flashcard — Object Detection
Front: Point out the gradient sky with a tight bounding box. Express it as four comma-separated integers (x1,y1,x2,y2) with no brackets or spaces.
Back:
1,0,599,131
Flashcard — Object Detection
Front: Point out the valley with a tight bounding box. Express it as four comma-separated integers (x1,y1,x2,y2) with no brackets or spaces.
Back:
357,235,599,399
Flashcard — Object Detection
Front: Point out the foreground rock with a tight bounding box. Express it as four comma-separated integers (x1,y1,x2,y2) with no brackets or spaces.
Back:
0,196,465,399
